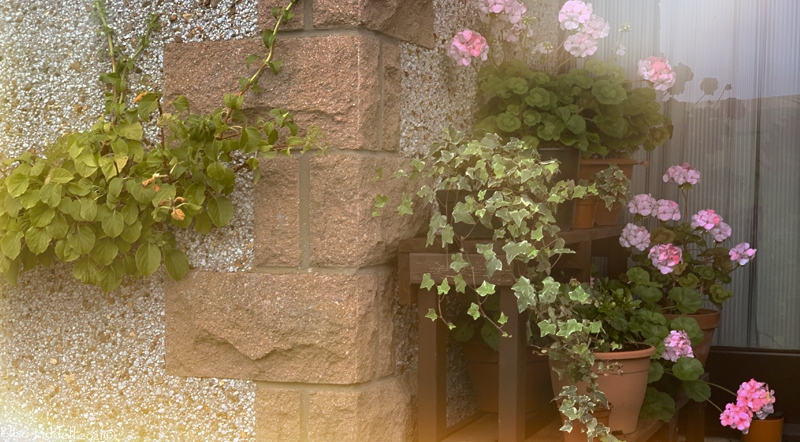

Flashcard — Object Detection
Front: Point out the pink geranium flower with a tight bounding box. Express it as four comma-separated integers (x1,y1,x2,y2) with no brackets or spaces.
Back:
737,379,776,419
448,30,489,66
582,13,610,39
638,56,676,91
648,244,682,274
661,330,694,362
563,32,598,58
620,223,650,251
729,243,757,265
663,163,700,186
691,209,722,230
709,222,732,242
655,199,681,221
628,194,658,216
558,0,593,30
720,403,753,433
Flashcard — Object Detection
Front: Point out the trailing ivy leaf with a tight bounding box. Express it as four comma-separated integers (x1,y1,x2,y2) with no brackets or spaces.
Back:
420,273,435,290
449,253,469,273
453,273,466,293
101,210,125,238
165,248,189,280
537,319,557,337
512,276,535,311
437,279,450,295
135,242,161,277
207,195,233,227
424,308,438,321
467,302,481,320
440,225,454,246
673,357,703,381
683,379,711,402
476,281,495,297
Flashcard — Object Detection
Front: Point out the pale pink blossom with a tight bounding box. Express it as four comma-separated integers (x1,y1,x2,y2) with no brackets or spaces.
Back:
616,44,626,57
662,330,694,362
691,209,722,230
476,0,506,18
720,403,753,433
655,199,681,221
448,30,489,66
582,13,610,39
559,0,593,30
532,42,554,54
729,243,757,265
648,244,682,274
620,223,650,251
563,32,598,57
709,222,732,242
638,56,676,91
498,0,526,24
662,163,700,186
737,379,776,420
628,194,658,216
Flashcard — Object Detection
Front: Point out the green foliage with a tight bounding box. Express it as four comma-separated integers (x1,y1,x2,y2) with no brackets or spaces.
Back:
592,163,630,210
474,59,673,158
0,0,321,291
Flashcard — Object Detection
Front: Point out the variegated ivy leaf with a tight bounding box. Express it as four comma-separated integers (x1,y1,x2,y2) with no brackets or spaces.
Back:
420,273,435,290
467,302,481,320
512,276,535,311
476,281,495,297
538,319,557,337
538,277,560,304
424,308,438,321
453,273,467,293
449,253,469,273
556,319,583,338
497,312,508,326
437,279,450,295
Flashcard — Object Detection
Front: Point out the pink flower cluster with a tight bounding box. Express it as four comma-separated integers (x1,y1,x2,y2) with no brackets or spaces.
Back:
720,379,776,434
662,163,700,186
637,56,676,91
476,0,528,42
655,199,681,221
557,1,608,57
648,244,682,274
448,30,489,66
690,209,721,230
729,243,757,265
661,330,694,362
709,222,732,242
620,223,650,251
628,194,657,216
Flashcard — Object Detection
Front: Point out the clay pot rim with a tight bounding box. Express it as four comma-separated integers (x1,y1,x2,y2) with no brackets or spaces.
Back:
593,344,656,361
579,158,642,166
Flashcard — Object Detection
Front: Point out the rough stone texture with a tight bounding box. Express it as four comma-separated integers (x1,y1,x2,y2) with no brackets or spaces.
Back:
307,376,415,442
255,385,303,442
254,156,301,267
311,0,435,48
309,154,428,267
382,42,403,151
163,34,394,151
259,0,307,31
166,270,394,383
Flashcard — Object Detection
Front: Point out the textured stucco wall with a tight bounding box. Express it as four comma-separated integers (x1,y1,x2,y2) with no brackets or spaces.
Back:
1,0,561,440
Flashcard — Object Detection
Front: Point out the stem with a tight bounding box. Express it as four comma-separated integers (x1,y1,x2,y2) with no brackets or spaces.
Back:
94,1,117,74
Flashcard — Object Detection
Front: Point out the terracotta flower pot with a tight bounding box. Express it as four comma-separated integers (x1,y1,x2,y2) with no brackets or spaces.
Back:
592,201,622,226
572,198,597,229
742,415,784,442
550,345,655,434
462,341,553,413
560,405,612,442
664,308,721,366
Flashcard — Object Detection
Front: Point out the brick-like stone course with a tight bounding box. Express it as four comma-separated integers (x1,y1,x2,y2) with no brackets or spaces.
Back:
257,0,435,48
166,270,394,383
164,34,392,151
307,377,415,442
308,154,427,267
255,386,303,442
253,155,301,267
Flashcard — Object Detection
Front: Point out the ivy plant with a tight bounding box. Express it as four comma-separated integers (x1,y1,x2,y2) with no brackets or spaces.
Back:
0,0,321,291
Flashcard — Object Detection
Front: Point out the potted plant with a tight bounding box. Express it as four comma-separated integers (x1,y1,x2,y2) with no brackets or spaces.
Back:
615,163,757,422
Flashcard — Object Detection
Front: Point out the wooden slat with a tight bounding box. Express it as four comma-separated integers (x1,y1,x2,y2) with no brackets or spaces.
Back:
440,414,498,442
398,252,411,305
418,288,447,442
498,287,527,441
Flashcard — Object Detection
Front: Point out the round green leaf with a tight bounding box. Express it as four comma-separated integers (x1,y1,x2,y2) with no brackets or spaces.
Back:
5,172,29,197
120,220,142,244
102,210,125,238
135,242,161,277
92,237,119,266
672,356,704,381
206,196,233,227
25,226,53,255
69,225,96,254
683,379,711,402
165,249,189,280
1,231,23,259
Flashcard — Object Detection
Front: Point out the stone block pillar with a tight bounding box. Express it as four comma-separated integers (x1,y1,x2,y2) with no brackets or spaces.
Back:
163,1,434,440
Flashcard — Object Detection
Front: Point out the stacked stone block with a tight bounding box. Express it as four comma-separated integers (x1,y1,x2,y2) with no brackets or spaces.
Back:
163,1,434,440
